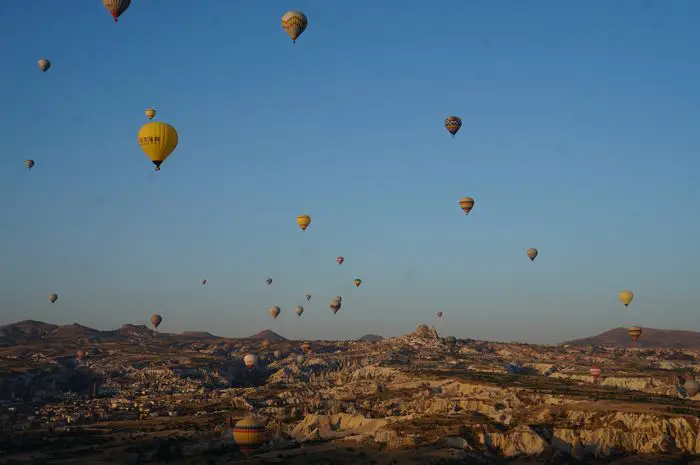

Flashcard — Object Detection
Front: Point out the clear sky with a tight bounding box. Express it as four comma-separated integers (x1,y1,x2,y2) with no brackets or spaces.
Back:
0,1,699,344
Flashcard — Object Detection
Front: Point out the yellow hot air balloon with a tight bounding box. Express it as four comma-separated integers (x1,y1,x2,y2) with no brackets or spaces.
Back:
459,197,474,215
296,214,311,231
619,290,634,307
281,11,308,43
232,417,267,456
137,121,178,171
145,108,156,120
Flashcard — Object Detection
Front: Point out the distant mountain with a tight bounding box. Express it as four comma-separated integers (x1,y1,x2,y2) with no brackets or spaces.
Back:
358,334,383,341
248,329,287,341
117,324,156,339
0,320,56,338
564,327,700,349
181,331,218,338
52,323,102,338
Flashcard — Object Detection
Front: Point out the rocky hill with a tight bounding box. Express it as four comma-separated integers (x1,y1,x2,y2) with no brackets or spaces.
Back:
358,334,383,341
564,326,700,348
181,331,219,338
247,329,287,341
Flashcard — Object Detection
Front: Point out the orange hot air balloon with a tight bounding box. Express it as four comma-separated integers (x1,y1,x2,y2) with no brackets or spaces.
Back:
150,314,162,329
628,326,642,341
459,197,475,215
232,417,267,456
589,365,601,382
527,248,538,262
296,214,311,231
301,341,312,353
262,339,271,350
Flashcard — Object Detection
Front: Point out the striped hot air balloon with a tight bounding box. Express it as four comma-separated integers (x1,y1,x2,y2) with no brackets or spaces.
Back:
589,365,602,382
628,326,642,341
232,417,267,456
301,341,312,353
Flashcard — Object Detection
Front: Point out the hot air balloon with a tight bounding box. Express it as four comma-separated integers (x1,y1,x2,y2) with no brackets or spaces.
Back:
201,279,207,285
334,296,343,302
336,256,344,265
527,248,538,262
76,349,86,361
436,311,444,319
628,326,642,341
295,305,304,317
589,365,602,383
459,197,475,215
296,214,311,231
281,11,308,43
38,59,51,72
273,350,282,359
304,294,312,302
151,314,162,329
24,160,35,170
330,299,342,314
685,380,699,397
301,341,312,353
145,108,156,120
445,116,462,137
232,417,267,456
265,277,272,286
619,290,634,307
296,354,305,365
353,278,362,288
268,306,281,320
243,354,258,369
261,339,271,350
137,121,179,171
445,336,457,352
49,294,58,303
102,0,131,22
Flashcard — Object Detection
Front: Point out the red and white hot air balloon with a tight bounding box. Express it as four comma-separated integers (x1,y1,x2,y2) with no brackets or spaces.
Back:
336,256,344,265
589,365,602,383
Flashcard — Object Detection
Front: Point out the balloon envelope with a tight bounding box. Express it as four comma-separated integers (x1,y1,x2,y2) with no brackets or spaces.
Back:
281,11,308,43
243,354,258,368
628,326,642,341
527,248,538,261
269,306,281,319
445,116,462,137
150,314,162,328
38,59,51,72
48,294,58,303
619,290,634,307
137,121,179,170
24,160,35,169
459,197,474,215
232,417,266,456
102,0,131,22
296,214,311,231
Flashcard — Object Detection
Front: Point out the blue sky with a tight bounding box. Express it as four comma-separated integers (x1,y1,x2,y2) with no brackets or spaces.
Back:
0,1,699,343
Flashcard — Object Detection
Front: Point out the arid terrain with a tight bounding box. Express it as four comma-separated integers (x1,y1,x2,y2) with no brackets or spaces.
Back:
3,321,700,464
